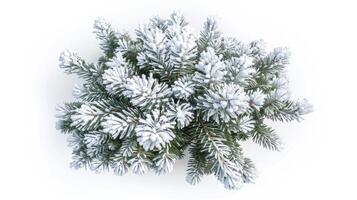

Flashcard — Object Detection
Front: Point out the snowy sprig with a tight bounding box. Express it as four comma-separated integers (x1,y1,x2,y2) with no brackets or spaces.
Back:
193,47,226,85
128,153,152,175
59,50,82,72
249,89,267,109
136,25,169,73
167,19,197,73
102,107,141,139
172,75,196,99
153,151,177,175
70,102,106,131
221,37,247,58
225,55,256,85
102,52,131,93
197,83,250,122
93,17,121,57
135,109,176,151
198,17,222,52
168,31,197,73
167,101,194,129
238,116,256,134
59,50,103,81
105,52,127,68
57,12,312,190
123,74,172,108
137,12,198,80
102,67,129,94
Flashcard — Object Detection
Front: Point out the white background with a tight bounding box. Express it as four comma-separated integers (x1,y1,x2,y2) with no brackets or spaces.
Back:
0,0,356,199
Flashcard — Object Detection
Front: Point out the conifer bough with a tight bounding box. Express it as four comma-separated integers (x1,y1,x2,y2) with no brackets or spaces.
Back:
56,12,313,189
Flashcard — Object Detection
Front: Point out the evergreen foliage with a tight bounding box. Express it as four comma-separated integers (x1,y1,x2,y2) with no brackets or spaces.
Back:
56,12,313,189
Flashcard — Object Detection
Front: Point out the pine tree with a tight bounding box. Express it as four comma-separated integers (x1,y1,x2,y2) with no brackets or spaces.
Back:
56,12,312,189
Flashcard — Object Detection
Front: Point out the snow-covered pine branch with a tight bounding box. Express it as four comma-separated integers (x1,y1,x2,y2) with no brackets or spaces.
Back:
102,107,141,139
193,47,226,86
122,73,172,109
197,124,243,189
135,109,175,151
57,12,313,190
166,101,194,129
59,50,102,80
197,83,250,123
198,17,222,52
102,52,132,94
171,75,196,99
93,18,121,58
153,150,177,175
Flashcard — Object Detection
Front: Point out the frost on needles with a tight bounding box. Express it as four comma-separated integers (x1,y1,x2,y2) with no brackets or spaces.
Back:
56,12,313,190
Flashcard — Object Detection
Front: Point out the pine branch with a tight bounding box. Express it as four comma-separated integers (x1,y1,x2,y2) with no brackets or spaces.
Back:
122,74,172,109
59,50,103,81
252,122,282,151
57,12,312,190
119,138,138,158
73,82,111,102
116,36,141,66
112,150,130,176
70,102,107,131
221,37,246,59
127,151,152,175
136,25,172,80
67,130,93,170
186,143,207,185
220,115,255,137
102,107,142,139
56,102,82,133
241,157,256,183
197,123,243,189
93,18,120,58
196,83,250,123
153,148,177,175
70,99,127,131
255,47,290,75
262,98,301,122
198,17,223,52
